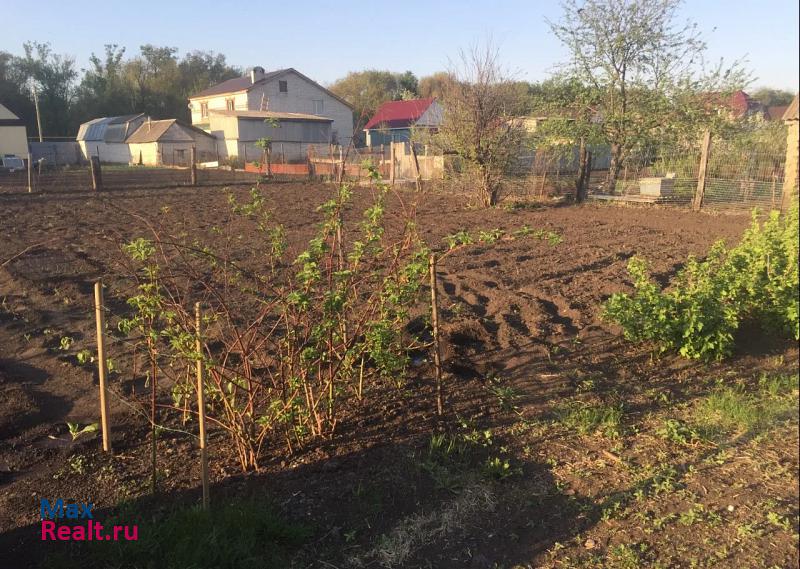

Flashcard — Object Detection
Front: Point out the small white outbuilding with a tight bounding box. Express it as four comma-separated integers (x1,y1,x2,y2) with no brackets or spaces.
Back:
126,119,218,166
76,114,146,163
0,102,29,157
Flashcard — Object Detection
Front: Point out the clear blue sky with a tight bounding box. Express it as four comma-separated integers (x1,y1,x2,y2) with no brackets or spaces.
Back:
2,0,798,91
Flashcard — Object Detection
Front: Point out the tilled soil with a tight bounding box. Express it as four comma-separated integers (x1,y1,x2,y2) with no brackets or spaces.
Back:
0,182,796,568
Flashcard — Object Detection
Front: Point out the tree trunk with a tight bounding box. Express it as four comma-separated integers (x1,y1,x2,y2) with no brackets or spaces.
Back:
479,165,497,207
576,139,588,203
607,143,622,194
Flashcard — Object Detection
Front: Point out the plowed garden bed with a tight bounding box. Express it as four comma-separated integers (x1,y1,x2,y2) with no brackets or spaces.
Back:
0,182,796,568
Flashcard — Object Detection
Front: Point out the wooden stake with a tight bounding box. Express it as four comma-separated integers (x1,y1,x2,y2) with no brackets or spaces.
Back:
195,303,210,510
190,146,197,186
27,153,33,193
390,142,396,186
409,143,422,192
693,130,712,212
429,254,443,416
89,155,103,191
94,281,112,452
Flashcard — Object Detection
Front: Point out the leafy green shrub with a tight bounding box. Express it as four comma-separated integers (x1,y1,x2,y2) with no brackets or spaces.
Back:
603,206,798,359
119,165,430,470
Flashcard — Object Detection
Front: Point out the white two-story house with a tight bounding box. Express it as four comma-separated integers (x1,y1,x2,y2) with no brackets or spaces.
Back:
188,67,354,162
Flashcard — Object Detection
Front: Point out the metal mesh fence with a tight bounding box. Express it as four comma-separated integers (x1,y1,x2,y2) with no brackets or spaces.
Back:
494,131,788,210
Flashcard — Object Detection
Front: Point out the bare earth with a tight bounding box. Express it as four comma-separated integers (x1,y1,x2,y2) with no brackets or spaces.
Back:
0,182,797,568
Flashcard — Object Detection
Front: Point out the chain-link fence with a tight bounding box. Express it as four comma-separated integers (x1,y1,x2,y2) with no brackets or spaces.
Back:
493,129,789,210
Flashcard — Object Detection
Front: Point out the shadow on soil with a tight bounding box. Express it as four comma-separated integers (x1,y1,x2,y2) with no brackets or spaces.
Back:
0,433,598,569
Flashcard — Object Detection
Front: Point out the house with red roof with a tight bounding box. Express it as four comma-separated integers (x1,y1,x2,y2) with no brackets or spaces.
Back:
363,98,442,147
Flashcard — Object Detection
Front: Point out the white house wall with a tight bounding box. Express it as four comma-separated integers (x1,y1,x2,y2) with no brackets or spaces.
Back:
127,143,160,165
79,141,133,164
247,72,353,147
0,125,28,156
190,91,249,126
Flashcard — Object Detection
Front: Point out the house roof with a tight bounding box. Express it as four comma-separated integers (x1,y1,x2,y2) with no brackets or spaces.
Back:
190,69,289,98
364,98,436,130
126,119,215,143
783,95,799,121
76,114,146,141
209,109,333,122
189,68,354,110
765,105,790,121
0,102,22,121
126,120,175,143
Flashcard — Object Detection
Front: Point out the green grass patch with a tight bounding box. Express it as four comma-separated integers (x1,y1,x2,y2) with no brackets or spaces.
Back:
555,401,624,438
47,499,310,569
692,373,799,438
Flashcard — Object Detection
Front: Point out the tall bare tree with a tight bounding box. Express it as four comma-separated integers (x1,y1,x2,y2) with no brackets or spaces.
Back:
548,0,748,193
435,44,527,207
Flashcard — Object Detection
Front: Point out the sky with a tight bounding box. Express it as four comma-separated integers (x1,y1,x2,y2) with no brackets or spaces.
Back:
1,0,798,91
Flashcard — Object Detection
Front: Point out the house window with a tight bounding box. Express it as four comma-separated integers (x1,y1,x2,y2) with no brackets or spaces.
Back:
200,102,208,118
312,100,324,114
278,80,288,94
226,98,235,111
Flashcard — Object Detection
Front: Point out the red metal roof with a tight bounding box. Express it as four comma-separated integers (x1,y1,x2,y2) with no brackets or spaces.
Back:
364,98,435,130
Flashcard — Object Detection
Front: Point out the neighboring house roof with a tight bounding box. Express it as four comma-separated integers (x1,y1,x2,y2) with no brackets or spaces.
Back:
191,69,288,98
209,109,333,122
189,68,354,110
364,98,436,130
765,105,790,121
783,95,799,121
729,90,753,117
0,102,22,121
77,114,145,141
0,102,25,127
126,119,215,144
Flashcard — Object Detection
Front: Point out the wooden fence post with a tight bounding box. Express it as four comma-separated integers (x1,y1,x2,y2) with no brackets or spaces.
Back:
307,146,314,179
90,155,103,191
338,145,345,184
390,142,396,186
94,281,112,452
781,118,799,213
409,143,423,192
27,153,33,193
190,146,198,186
693,130,712,212
195,303,210,510
429,254,443,416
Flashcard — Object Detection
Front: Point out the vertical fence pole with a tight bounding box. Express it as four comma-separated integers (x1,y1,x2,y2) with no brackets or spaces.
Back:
782,118,799,213
390,142,396,186
693,130,712,212
409,143,422,192
94,281,112,452
190,146,197,186
27,153,33,193
429,254,443,416
195,303,210,510
90,155,103,191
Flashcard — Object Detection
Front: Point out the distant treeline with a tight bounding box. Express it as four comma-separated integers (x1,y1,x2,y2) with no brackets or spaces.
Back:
0,41,795,139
